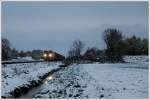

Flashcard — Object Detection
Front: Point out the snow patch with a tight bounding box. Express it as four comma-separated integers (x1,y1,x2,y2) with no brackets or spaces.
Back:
2,62,61,97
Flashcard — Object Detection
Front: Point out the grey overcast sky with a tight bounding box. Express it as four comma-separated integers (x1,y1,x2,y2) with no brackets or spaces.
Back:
2,1,148,56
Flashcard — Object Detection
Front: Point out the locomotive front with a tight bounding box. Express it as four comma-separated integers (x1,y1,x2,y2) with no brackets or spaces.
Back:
42,51,55,61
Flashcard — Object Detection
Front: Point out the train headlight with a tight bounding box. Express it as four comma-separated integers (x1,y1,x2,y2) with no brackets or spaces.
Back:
43,53,47,57
47,76,53,80
48,53,53,58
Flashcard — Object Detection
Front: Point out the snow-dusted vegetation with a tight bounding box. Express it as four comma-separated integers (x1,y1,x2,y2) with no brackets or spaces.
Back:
27,56,148,99
2,62,61,97
2,56,148,99
123,56,149,64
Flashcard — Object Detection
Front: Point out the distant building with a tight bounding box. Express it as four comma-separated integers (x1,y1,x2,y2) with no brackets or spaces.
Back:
31,50,43,60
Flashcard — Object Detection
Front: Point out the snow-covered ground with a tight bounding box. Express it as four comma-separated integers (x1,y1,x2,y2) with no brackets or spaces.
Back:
2,62,61,97
17,56,35,61
82,63,148,98
33,64,104,98
2,56,149,99
29,56,148,99
123,55,148,64
3,56,43,63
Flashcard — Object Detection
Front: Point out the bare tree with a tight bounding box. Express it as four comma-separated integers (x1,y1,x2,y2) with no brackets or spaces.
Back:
67,39,85,60
83,47,100,60
142,38,148,55
11,48,19,58
68,49,75,58
2,37,12,60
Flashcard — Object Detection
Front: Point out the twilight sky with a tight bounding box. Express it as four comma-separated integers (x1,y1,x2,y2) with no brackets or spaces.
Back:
2,1,148,56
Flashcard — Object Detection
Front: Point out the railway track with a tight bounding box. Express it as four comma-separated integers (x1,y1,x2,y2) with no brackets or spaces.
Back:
1,60,45,64
2,61,68,69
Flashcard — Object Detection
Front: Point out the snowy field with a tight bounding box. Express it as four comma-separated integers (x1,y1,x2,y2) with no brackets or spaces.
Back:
1,56,149,99
82,63,148,98
123,55,148,64
29,56,148,99
1,62,61,97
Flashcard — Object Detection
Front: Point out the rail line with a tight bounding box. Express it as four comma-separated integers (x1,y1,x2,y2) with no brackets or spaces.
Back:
1,60,45,64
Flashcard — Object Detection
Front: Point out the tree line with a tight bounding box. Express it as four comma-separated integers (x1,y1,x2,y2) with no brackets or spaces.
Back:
1,38,44,61
67,28,148,62
2,28,148,62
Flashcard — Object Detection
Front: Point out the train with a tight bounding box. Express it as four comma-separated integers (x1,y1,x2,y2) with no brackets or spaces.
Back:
42,50,65,61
